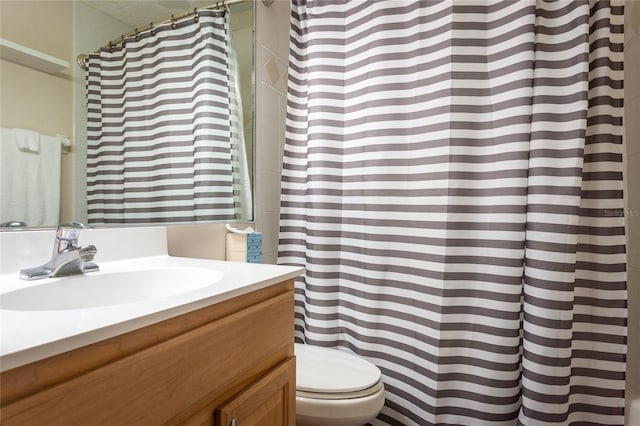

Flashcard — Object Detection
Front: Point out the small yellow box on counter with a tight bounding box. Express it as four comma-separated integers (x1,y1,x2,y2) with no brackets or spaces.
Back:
225,226,262,263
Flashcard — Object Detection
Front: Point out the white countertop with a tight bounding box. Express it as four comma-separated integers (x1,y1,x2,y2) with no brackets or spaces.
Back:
0,227,303,372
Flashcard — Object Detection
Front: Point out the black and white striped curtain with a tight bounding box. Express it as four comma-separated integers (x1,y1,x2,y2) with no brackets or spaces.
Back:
86,9,252,224
279,1,627,424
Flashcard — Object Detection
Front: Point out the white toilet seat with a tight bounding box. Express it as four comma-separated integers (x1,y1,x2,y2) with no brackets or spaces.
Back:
295,344,385,426
295,343,382,394
296,377,384,400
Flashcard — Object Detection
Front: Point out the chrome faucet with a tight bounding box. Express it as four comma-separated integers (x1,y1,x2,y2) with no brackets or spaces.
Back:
19,222,99,280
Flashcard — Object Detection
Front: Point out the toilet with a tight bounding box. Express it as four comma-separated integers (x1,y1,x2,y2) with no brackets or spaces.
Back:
295,343,385,426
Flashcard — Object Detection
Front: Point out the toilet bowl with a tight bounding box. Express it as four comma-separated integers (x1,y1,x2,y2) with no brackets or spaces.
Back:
295,343,385,426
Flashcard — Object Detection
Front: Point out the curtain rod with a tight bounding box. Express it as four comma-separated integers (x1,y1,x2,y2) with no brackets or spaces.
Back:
76,0,247,71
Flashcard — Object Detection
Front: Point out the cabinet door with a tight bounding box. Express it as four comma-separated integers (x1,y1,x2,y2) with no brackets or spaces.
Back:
215,357,295,426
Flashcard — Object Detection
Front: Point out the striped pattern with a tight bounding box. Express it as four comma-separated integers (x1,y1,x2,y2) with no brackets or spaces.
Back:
87,10,251,224
278,1,626,425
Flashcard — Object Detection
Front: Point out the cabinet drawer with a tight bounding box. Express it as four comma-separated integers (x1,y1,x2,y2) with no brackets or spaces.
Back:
1,290,294,425
215,357,296,426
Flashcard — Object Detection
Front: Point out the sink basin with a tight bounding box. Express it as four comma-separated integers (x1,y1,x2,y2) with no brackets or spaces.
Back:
0,268,223,311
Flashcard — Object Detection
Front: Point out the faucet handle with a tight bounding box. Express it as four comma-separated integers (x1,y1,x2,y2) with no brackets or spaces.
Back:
57,221,88,231
57,221,88,239
54,222,90,253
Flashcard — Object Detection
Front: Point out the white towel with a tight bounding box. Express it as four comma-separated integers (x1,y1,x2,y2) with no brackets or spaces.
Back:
0,128,61,227
14,128,40,153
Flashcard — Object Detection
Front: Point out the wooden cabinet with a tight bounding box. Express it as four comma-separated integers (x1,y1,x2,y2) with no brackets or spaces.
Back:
0,280,296,426
215,357,295,426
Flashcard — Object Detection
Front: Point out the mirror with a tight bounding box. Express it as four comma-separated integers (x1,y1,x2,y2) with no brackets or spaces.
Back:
0,0,254,228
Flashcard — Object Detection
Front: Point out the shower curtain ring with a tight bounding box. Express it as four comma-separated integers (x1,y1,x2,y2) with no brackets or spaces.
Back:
150,22,156,36
120,35,126,48
134,28,140,42
171,15,177,29
194,8,199,23
108,41,114,53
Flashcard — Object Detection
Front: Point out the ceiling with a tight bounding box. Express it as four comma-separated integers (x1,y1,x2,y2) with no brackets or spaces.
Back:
79,0,247,29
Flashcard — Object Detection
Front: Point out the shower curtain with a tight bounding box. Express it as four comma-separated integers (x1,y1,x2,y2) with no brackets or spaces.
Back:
86,9,252,224
279,1,627,425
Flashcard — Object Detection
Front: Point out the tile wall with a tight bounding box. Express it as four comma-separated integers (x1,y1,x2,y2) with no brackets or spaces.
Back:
254,0,290,264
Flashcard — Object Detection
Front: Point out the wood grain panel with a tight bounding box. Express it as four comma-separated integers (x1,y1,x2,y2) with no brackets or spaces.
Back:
166,343,292,426
215,357,296,426
0,283,295,425
0,280,293,406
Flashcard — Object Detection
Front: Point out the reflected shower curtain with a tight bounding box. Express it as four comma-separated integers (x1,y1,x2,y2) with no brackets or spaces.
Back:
279,1,627,425
86,9,252,224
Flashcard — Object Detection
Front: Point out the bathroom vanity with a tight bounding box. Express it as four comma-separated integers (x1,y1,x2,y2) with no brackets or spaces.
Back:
0,227,303,425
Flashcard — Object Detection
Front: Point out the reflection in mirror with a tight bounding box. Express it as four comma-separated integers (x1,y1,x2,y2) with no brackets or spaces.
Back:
0,0,254,229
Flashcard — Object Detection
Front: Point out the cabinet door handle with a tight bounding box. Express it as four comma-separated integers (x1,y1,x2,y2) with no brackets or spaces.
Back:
230,418,238,426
